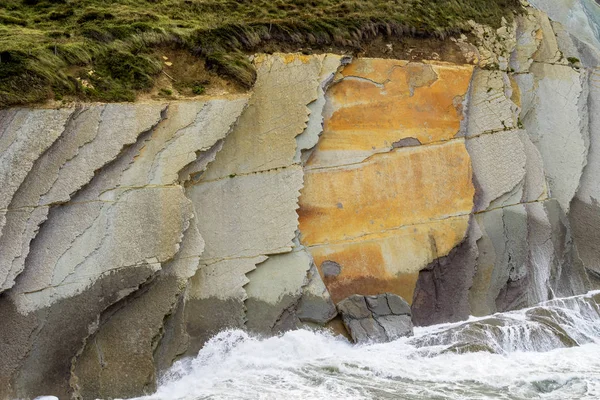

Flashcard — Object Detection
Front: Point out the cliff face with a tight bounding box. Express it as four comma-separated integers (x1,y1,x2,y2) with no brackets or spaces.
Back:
1,2,600,399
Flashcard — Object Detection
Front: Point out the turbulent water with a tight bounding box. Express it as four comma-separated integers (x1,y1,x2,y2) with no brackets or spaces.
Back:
139,292,600,400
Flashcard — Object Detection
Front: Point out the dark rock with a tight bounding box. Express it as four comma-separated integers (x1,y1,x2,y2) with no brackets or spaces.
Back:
570,197,600,277
272,306,303,333
297,265,337,324
0,265,156,399
392,137,421,148
321,260,342,277
365,295,391,315
183,296,246,357
386,293,411,315
343,319,369,342
337,295,371,319
412,221,479,326
376,315,413,339
73,274,183,399
495,207,530,313
155,292,189,375
357,317,386,340
336,293,413,344
245,293,301,335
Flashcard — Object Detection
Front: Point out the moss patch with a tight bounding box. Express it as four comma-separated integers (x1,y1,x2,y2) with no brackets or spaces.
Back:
0,0,522,107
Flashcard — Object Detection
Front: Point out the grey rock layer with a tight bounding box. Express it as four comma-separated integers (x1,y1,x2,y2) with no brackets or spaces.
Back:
179,54,343,352
413,6,600,325
0,98,249,399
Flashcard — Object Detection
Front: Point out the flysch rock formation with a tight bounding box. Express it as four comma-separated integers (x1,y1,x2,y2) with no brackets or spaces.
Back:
413,3,600,325
181,54,344,353
299,0,600,327
0,100,248,398
1,1,600,398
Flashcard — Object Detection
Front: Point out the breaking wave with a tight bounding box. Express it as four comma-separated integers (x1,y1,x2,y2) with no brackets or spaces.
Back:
138,291,600,400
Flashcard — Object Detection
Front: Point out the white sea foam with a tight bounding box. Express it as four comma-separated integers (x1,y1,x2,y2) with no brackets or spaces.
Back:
136,292,600,400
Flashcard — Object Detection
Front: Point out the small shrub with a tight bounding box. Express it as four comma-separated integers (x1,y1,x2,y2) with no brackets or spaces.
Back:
81,27,114,43
46,30,70,38
192,84,205,95
93,51,160,90
0,51,28,79
205,51,256,88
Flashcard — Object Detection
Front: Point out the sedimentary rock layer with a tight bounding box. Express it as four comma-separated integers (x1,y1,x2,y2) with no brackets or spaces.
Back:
181,54,344,353
413,5,600,325
337,293,413,344
0,99,248,398
299,59,475,304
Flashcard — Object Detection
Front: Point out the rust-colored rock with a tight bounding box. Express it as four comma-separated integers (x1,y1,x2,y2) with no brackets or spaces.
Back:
306,216,471,304
306,59,473,169
300,142,474,246
298,58,475,304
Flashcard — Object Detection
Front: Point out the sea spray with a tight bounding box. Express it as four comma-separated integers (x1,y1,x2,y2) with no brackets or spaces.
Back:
137,292,600,400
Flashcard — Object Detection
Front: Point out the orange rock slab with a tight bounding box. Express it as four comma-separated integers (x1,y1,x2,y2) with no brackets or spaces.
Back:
307,59,474,168
298,58,475,304
299,141,474,246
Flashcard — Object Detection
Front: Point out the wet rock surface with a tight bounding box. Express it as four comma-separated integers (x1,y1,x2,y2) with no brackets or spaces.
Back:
337,294,413,344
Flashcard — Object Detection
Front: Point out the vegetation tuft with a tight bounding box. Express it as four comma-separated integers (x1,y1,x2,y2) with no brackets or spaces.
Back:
0,0,522,107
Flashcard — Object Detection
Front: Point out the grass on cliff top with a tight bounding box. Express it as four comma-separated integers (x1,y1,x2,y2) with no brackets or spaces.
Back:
0,0,522,107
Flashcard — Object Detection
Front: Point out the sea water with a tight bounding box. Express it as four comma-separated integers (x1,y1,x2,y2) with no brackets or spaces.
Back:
137,291,600,400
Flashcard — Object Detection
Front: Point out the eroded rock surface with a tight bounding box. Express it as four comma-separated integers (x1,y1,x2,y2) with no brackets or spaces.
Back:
0,99,248,399
414,4,600,325
180,54,344,352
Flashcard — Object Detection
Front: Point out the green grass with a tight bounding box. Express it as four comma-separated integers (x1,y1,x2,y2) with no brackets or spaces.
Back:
0,0,522,107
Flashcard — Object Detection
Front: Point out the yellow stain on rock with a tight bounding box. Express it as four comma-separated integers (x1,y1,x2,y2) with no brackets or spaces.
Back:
298,58,475,303
299,140,474,246
509,75,522,108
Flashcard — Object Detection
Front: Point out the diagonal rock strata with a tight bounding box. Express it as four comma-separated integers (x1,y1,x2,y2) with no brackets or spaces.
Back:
181,54,344,346
0,104,167,293
413,6,600,324
0,99,248,398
